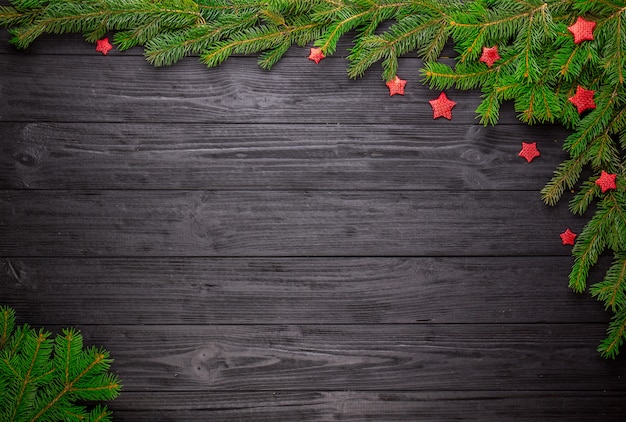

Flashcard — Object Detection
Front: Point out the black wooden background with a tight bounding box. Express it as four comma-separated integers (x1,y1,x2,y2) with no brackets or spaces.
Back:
1,16,626,421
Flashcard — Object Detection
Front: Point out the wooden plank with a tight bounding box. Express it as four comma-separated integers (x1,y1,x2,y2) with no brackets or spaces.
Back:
109,391,626,421
0,122,569,190
0,256,607,325
0,54,521,124
0,190,577,257
66,324,626,392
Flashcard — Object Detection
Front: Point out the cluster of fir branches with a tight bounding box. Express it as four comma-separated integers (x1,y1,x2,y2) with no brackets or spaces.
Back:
2,0,626,358
0,0,459,75
422,0,626,359
0,306,121,421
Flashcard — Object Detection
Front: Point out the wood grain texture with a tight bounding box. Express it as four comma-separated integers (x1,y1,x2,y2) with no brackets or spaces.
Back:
0,54,521,125
109,391,626,421
0,190,577,257
1,6,623,420
70,324,626,392
0,122,569,190
0,257,608,325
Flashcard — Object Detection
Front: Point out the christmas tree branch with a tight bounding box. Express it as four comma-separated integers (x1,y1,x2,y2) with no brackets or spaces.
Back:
7,329,52,421
0,307,13,349
598,306,626,358
592,252,626,310
0,306,121,421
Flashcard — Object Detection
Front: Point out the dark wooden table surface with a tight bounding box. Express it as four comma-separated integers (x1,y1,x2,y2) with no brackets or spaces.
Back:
1,21,626,421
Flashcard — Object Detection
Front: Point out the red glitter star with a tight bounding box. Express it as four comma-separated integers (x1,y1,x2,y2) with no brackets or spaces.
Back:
519,142,540,163
386,76,407,96
479,46,501,68
429,92,456,120
568,17,596,44
560,228,577,246
568,86,596,114
595,170,617,193
96,38,113,55
308,47,325,64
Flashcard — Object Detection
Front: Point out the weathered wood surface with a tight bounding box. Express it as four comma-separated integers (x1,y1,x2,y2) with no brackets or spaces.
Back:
69,324,623,392
110,391,626,421
0,54,521,125
1,190,575,257
0,122,567,190
1,257,608,325
1,8,625,420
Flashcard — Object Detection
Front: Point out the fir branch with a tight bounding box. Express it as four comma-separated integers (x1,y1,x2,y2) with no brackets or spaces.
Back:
422,61,493,90
257,39,291,68
196,0,268,15
0,306,121,422
605,190,626,251
313,1,401,56
515,83,561,123
591,252,626,312
0,5,27,27
30,343,118,421
476,89,501,125
8,329,53,421
585,132,620,171
563,88,620,157
551,41,588,82
598,306,626,359
144,11,263,67
201,25,289,67
7,1,205,49
570,231,605,293
349,8,451,80
449,1,549,62
597,8,625,85
422,50,521,96
569,180,600,215
571,191,626,293
0,306,14,350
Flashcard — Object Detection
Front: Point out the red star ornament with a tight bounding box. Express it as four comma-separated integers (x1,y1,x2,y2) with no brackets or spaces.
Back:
519,142,540,163
560,228,577,245
308,47,325,64
479,46,501,68
595,170,617,192
386,76,407,96
568,17,596,44
96,37,113,55
568,86,596,114
429,92,456,120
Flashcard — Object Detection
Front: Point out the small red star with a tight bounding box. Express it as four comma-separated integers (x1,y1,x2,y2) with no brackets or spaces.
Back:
479,46,501,68
308,47,325,64
429,92,456,120
568,86,596,114
96,38,113,55
560,228,577,245
386,76,407,96
568,17,596,44
519,142,540,163
595,170,617,192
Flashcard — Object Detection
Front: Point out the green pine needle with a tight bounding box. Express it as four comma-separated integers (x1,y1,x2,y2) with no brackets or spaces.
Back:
598,307,626,359
569,180,599,215
591,252,626,312
0,306,121,422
